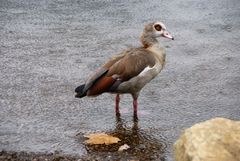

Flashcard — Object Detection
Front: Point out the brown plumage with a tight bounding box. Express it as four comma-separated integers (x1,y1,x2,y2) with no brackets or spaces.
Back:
106,48,156,81
75,21,174,118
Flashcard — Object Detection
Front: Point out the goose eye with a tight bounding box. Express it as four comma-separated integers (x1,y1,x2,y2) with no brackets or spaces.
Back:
154,24,162,31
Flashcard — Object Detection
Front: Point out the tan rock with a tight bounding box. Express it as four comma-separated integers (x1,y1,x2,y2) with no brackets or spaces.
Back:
84,133,121,145
174,118,240,161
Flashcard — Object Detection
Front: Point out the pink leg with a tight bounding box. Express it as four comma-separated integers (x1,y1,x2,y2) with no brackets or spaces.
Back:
115,94,120,115
133,99,138,116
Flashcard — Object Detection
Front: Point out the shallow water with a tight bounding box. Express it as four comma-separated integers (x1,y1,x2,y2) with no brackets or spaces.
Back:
76,115,167,160
0,0,240,160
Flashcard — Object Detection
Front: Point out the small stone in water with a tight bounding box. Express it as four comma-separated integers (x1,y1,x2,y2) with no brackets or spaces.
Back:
118,144,130,151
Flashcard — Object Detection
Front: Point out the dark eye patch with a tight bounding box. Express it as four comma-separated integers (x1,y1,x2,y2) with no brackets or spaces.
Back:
154,24,162,31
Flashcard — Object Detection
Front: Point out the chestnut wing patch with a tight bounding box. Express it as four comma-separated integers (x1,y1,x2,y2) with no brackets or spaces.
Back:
82,67,109,95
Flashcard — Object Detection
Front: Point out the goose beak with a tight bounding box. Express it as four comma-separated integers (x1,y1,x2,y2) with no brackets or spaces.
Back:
162,31,174,40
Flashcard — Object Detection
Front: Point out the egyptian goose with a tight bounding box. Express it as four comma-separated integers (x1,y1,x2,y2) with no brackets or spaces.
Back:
75,21,174,117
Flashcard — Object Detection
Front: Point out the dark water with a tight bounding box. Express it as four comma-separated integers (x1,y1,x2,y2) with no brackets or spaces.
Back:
77,115,167,160
0,0,240,160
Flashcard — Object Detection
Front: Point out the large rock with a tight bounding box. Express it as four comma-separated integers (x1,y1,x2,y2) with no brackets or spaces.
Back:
174,118,240,161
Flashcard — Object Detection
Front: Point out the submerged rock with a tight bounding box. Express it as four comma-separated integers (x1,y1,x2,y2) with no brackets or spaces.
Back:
84,133,121,145
174,117,240,161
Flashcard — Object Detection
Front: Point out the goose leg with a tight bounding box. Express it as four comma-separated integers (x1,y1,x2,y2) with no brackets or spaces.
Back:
133,99,138,117
115,94,120,115
132,93,139,119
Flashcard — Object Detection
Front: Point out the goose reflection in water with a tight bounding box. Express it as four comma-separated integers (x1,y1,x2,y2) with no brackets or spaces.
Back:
83,115,167,161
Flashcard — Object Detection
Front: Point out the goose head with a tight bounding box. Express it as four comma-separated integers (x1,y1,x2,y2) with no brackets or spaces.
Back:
141,21,174,47
152,22,174,40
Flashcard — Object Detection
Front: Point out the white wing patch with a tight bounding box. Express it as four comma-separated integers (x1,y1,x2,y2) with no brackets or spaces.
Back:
139,66,154,76
139,64,163,77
